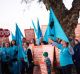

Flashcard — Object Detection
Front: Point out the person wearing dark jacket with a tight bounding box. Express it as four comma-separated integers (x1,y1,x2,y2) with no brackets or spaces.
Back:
26,42,34,74
21,42,34,74
72,39,80,74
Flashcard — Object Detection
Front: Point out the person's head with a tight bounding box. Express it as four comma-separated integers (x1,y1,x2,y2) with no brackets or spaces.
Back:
40,37,43,43
23,42,29,49
5,42,10,48
11,40,16,46
61,40,69,47
43,52,48,58
22,37,26,43
30,39,36,45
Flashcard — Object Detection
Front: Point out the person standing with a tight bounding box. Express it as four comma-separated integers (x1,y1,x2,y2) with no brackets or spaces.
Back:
49,38,74,74
10,40,19,74
72,39,80,74
25,42,34,74
1,42,11,74
43,52,51,74
20,42,29,74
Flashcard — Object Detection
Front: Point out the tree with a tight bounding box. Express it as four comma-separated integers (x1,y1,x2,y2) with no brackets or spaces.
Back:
22,0,80,38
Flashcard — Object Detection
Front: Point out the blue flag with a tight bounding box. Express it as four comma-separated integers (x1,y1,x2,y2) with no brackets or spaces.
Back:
37,18,42,39
32,20,38,37
11,32,15,40
43,8,56,42
37,18,43,45
15,24,23,45
50,8,69,42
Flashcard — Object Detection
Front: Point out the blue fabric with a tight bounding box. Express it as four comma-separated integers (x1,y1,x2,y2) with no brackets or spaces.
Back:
10,46,20,74
32,20,38,37
44,8,69,42
18,46,24,60
50,8,69,42
18,46,29,70
0,47,6,62
18,46,28,63
43,25,50,42
10,45,18,60
59,47,73,66
0,47,2,60
37,18,42,39
22,48,28,63
43,8,56,42
15,24,23,46
1,47,11,62
11,33,15,40
37,19,43,45
52,42,73,66
15,24,24,73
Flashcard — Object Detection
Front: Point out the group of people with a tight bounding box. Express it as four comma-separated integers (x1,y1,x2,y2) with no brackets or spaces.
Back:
0,37,80,74
29,37,80,74
48,37,80,74
0,40,34,74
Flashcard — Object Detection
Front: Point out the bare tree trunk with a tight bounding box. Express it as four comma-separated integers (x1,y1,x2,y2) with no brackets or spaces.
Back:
44,0,80,38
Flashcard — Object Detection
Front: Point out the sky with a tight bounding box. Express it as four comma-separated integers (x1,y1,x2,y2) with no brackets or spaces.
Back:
0,0,80,36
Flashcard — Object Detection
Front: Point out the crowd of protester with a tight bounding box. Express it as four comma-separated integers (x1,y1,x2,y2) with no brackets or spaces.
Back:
0,37,80,74
0,40,34,74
